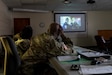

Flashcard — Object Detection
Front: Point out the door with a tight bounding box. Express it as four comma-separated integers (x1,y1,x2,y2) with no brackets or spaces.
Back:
14,18,30,35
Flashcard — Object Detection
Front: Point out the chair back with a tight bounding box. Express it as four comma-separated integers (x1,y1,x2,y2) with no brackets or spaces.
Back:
0,36,21,75
94,35,107,50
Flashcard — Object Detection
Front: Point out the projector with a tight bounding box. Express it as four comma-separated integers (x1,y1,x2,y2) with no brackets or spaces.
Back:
87,0,95,4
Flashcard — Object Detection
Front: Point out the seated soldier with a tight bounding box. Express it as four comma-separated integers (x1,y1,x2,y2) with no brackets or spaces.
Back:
14,25,33,58
20,23,74,75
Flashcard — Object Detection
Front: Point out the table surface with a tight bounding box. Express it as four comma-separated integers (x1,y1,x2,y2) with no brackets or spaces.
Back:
49,46,112,75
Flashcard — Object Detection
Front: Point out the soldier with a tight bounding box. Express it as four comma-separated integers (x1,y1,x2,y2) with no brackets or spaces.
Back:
19,23,73,75
14,25,33,58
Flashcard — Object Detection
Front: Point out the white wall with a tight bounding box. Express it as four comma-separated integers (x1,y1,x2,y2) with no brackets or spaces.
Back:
0,0,13,35
12,12,53,36
87,11,112,46
12,11,112,46
0,0,13,51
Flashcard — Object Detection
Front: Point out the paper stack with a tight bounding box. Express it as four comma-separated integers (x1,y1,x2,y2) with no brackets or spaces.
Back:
57,56,78,61
79,65,112,75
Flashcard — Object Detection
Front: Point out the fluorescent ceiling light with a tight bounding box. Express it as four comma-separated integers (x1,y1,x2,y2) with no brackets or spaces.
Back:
12,8,49,13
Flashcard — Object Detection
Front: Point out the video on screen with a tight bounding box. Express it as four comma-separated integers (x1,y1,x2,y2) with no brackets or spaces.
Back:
60,16,81,30
54,13,86,32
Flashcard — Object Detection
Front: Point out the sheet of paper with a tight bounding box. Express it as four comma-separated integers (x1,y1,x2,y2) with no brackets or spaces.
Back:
79,50,110,58
57,56,78,61
81,52,105,57
80,65,112,74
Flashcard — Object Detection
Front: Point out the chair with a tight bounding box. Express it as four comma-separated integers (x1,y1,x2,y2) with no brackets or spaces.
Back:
107,37,112,54
0,36,21,75
94,35,109,53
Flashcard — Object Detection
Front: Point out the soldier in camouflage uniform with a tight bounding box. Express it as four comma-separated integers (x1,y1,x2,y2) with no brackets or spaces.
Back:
15,39,31,58
19,23,73,75
13,25,33,41
14,25,33,58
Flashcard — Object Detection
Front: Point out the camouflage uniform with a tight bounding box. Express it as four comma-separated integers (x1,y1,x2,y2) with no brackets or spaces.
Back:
15,39,31,58
20,32,73,75
13,33,21,41
14,32,31,58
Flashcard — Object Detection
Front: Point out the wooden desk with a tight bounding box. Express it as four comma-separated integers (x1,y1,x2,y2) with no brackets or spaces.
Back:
49,46,111,75
98,30,112,40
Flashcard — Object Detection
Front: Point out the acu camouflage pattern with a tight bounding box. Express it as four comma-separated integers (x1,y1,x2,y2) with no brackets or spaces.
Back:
15,39,30,58
13,33,21,41
19,32,73,75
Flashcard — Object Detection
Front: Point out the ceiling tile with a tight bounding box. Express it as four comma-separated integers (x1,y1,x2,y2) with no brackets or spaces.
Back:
2,0,112,11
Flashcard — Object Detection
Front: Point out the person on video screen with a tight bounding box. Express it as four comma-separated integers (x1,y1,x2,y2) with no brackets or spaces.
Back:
63,17,72,29
71,17,80,29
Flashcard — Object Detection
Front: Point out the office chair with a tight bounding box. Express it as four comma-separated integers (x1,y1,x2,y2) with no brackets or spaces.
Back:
107,37,112,54
0,36,21,75
94,35,109,53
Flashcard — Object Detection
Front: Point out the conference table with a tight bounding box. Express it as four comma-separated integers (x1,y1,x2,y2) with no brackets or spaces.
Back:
49,46,112,75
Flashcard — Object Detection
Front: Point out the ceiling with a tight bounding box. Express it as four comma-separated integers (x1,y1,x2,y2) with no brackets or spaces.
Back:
2,0,112,12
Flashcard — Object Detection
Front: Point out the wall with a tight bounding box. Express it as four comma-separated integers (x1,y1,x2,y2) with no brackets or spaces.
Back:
12,12,53,36
0,0,13,35
87,11,112,46
12,11,112,46
0,0,13,51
